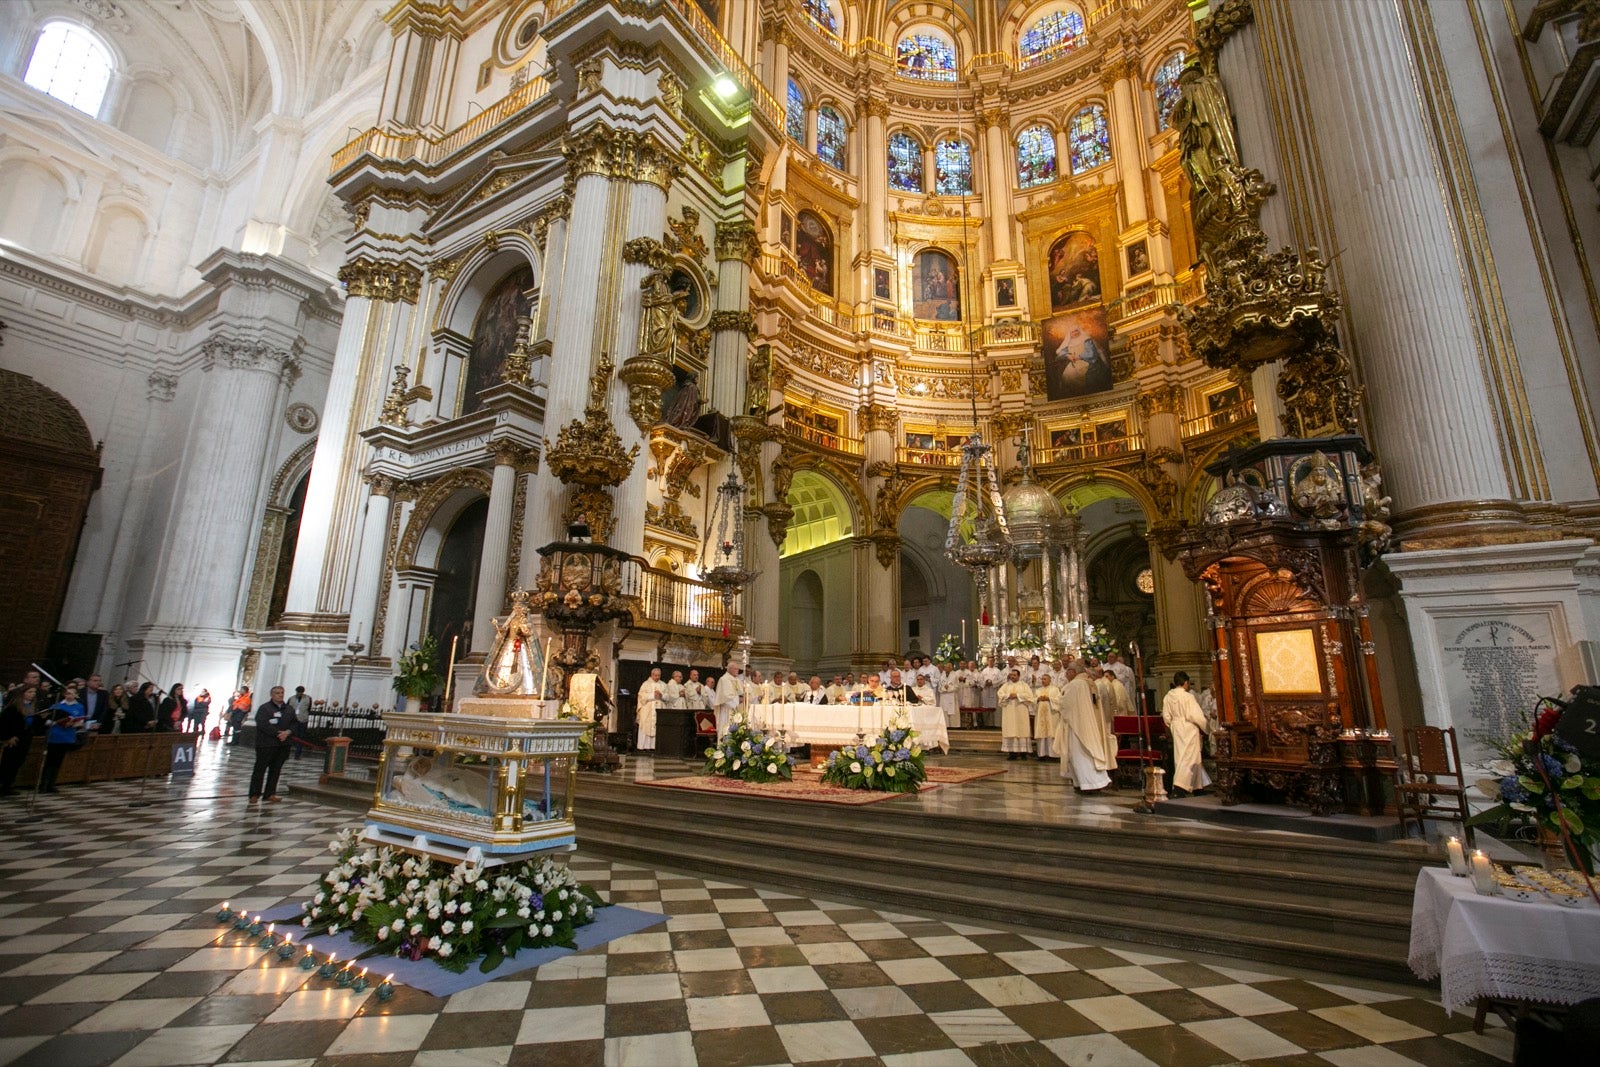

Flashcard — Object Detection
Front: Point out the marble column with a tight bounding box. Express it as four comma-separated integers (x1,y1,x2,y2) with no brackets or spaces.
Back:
472,447,521,654
980,111,1014,263
1107,70,1148,226
861,406,900,661
1263,1,1514,528
345,474,396,652
861,100,889,253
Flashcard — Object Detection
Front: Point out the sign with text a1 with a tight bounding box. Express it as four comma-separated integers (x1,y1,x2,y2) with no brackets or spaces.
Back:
170,741,197,777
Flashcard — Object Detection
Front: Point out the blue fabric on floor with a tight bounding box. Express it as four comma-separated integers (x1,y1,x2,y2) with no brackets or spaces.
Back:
256,901,665,997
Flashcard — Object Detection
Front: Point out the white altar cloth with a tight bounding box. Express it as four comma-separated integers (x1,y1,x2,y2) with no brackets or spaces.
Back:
743,702,949,753
1408,866,1600,1013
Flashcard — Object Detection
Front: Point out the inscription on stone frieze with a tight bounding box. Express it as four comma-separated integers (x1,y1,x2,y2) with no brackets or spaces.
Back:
1442,617,1556,763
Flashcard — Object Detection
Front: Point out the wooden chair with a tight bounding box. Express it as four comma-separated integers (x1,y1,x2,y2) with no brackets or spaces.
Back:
1395,725,1473,846
1112,715,1167,790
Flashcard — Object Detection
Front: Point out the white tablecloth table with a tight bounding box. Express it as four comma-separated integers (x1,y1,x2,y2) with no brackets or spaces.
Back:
745,702,949,753
1408,866,1600,1014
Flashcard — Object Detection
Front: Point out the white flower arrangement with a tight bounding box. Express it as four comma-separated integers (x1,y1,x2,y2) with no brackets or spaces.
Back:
821,711,928,794
704,716,795,783
300,829,603,974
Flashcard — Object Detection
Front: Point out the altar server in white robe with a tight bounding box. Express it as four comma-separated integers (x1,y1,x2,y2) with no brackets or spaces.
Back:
979,658,1004,726
636,668,666,751
1106,651,1137,697
1162,672,1213,795
713,661,745,735
1033,671,1062,759
684,670,707,710
997,669,1035,759
664,670,685,710
1057,663,1113,792
936,666,960,727
955,662,980,726
1090,667,1121,772
825,676,847,704
784,672,802,703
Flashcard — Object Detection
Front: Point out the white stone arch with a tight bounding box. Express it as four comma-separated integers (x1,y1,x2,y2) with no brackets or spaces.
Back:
881,2,977,66
434,242,543,337
782,467,858,556
0,155,78,254
83,200,151,284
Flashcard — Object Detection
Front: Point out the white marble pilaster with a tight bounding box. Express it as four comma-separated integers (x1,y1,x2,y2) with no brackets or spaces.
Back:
472,454,520,653
345,477,395,651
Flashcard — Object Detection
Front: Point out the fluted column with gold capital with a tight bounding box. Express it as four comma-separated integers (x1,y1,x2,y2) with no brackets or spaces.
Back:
1105,63,1148,226
345,473,397,652
861,403,901,661
978,109,1014,263
860,99,889,253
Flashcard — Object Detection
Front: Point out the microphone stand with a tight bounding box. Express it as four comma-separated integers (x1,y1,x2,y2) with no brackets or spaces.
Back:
1131,641,1157,815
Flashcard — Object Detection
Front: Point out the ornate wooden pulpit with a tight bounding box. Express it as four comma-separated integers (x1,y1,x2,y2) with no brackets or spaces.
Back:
1170,437,1394,815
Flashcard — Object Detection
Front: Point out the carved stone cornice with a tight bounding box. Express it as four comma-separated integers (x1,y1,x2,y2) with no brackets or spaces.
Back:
858,403,898,434
709,310,757,338
622,236,674,271
562,124,682,190
859,97,891,120
618,352,677,433
714,219,760,264
763,501,794,548
199,336,303,387
530,193,572,248
871,531,901,569
338,256,423,304
1135,383,1186,419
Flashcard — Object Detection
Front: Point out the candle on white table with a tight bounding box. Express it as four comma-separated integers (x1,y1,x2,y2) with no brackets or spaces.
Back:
1445,837,1467,876
1469,850,1496,895
856,703,862,732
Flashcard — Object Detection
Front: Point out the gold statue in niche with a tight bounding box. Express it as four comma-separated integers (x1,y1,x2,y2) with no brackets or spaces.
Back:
1171,61,1242,218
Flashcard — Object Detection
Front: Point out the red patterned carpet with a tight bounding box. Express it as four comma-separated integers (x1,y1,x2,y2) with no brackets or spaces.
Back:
639,764,1005,806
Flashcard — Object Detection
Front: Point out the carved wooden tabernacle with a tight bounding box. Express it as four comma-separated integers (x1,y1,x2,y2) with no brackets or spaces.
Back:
1170,437,1393,816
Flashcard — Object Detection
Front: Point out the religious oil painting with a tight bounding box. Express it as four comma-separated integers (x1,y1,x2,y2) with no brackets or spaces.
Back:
1042,305,1113,402
874,266,892,300
996,277,1017,307
912,249,961,321
1125,239,1150,277
461,265,534,416
781,210,793,250
1048,230,1101,309
1207,384,1245,424
1255,628,1323,695
795,210,834,296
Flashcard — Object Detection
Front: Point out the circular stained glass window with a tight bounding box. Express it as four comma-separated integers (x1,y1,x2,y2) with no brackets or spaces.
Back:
1135,567,1154,595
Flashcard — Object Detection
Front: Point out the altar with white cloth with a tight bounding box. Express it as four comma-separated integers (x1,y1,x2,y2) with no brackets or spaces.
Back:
744,702,950,753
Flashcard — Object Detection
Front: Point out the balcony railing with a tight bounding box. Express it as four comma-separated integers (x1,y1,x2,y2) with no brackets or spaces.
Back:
1036,434,1145,465
784,418,864,456
664,0,783,132
897,447,964,467
332,75,552,172
624,560,738,635
1181,399,1257,438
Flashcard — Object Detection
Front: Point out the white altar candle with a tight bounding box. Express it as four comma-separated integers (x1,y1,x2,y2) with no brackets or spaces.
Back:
856,703,862,732
1469,850,1496,895
1445,837,1467,876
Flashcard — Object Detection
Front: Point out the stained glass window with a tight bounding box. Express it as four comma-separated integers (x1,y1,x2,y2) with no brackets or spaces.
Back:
896,33,957,81
1019,10,1086,63
816,105,847,170
935,139,973,196
803,0,839,40
1067,105,1112,174
888,132,924,192
1016,125,1057,189
1153,51,1187,132
786,80,806,144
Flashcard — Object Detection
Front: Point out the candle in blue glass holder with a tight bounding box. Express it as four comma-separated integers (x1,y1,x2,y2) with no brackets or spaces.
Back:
334,964,353,987
376,974,395,1000
276,932,296,960
318,952,340,979
298,946,317,970
233,912,251,931
350,967,369,993
215,901,232,923
247,915,265,936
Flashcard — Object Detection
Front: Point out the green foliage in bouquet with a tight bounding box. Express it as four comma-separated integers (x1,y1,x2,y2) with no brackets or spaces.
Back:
393,635,444,698
704,712,795,783
1080,623,1119,663
301,830,605,973
558,702,595,762
820,712,928,793
1010,627,1044,652
1467,701,1600,874
933,633,963,665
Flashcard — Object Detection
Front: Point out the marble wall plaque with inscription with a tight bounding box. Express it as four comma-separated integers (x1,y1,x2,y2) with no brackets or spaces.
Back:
1441,614,1560,764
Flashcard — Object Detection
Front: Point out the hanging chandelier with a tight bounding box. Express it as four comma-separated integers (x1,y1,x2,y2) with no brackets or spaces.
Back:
944,433,1013,641
699,441,756,638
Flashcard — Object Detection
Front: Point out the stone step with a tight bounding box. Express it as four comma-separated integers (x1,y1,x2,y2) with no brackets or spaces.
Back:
571,779,1426,982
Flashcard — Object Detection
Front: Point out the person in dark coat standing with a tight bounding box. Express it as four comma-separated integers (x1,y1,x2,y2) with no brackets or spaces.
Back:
159,684,188,732
248,686,293,803
0,685,40,796
82,675,110,732
126,683,159,733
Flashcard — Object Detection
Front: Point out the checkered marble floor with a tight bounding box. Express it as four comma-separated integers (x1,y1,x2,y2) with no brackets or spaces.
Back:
0,743,1511,1066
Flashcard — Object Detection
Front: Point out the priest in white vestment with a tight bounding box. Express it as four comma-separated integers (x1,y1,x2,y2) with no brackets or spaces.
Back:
664,670,685,709
1105,652,1137,697
801,676,830,704
636,668,666,751
684,670,707,710
825,676,847,704
910,674,937,710
1090,667,1121,771
1162,672,1213,795
936,667,959,727
978,659,1003,726
1033,671,1061,759
713,662,745,735
997,669,1035,759
1056,664,1112,792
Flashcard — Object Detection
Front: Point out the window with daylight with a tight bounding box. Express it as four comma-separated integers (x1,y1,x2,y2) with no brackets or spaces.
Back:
1067,104,1112,174
1019,9,1087,64
888,131,924,192
802,0,840,41
786,80,806,144
1153,51,1187,132
1016,125,1058,189
935,139,973,196
816,105,848,170
24,22,114,116
896,33,957,81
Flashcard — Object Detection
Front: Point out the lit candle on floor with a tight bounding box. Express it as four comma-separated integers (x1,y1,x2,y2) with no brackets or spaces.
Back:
376,973,395,1000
